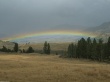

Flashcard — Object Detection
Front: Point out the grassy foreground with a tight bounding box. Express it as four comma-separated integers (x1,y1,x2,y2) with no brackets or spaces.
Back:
0,53,110,82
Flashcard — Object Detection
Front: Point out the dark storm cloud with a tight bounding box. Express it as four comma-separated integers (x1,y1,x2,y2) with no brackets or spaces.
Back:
0,0,110,38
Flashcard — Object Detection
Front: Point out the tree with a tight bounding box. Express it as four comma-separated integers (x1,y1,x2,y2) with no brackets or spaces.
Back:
43,41,51,54
86,37,92,59
105,37,110,60
68,44,72,57
96,38,103,61
77,38,87,58
13,42,18,52
67,43,76,58
43,41,48,54
23,49,26,53
91,38,97,60
66,36,110,61
76,40,81,58
107,37,110,58
7,49,12,52
47,43,50,54
1,46,7,52
26,46,34,53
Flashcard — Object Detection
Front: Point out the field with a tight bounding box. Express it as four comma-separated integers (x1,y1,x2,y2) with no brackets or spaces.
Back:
0,53,110,82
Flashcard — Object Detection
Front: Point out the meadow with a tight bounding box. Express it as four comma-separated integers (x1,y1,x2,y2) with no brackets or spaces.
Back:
0,53,110,82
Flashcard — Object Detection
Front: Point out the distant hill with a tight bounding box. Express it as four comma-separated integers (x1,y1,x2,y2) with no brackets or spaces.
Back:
87,22,110,40
0,40,15,49
88,22,110,32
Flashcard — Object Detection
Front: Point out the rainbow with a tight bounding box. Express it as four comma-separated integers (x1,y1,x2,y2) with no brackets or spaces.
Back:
2,30,96,41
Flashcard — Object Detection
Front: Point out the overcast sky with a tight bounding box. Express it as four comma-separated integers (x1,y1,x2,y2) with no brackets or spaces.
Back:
0,0,110,38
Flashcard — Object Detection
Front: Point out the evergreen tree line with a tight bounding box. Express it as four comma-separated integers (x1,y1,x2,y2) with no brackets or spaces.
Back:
0,46,12,52
0,45,37,53
25,46,34,53
0,41,51,54
24,41,51,54
0,42,18,52
0,42,33,53
67,37,110,61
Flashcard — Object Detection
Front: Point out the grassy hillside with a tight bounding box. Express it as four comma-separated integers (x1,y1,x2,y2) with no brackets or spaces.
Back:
0,41,69,53
0,41,14,49
19,43,70,53
0,53,110,82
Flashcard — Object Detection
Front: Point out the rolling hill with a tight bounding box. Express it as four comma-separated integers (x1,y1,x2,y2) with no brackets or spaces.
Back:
0,40,15,49
87,22,110,40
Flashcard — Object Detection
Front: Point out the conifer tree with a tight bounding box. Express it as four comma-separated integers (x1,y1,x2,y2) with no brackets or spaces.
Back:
27,46,34,53
43,41,51,54
23,49,25,53
91,38,97,60
47,43,50,54
96,39,103,61
105,37,110,60
76,40,81,58
68,44,71,57
70,43,74,58
107,37,110,55
43,41,48,54
13,42,18,52
67,43,76,58
72,43,77,58
67,44,73,58
2,46,7,52
86,37,92,59
103,43,107,59
79,38,87,58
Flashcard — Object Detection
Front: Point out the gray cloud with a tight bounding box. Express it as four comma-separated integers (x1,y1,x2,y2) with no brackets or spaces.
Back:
0,0,110,38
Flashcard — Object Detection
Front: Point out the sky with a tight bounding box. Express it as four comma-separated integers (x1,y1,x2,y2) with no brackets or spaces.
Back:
0,0,110,42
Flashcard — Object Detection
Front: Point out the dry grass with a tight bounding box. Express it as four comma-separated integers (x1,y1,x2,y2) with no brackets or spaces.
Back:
0,53,110,82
